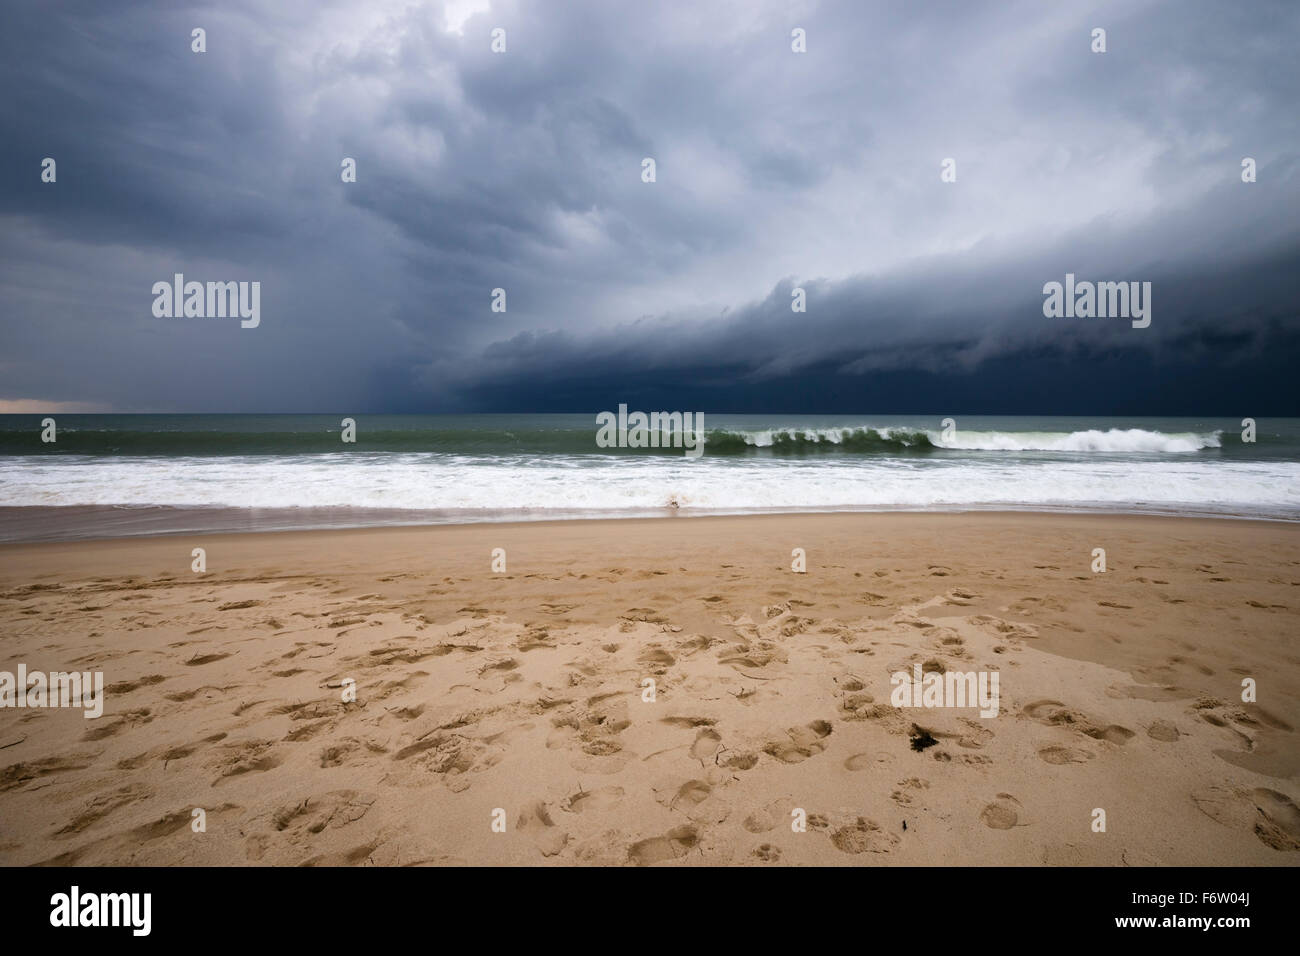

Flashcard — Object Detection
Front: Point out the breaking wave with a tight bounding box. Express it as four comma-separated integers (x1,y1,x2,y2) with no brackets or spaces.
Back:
704,426,1220,455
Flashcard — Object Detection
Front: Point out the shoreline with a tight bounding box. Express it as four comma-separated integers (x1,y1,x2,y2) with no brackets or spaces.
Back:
2,500,1297,545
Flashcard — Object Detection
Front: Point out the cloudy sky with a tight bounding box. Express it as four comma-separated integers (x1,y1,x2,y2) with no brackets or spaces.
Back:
1,0,1297,414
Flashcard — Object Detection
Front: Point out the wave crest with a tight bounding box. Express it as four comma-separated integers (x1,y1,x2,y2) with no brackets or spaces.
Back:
704,427,934,454
704,426,1220,454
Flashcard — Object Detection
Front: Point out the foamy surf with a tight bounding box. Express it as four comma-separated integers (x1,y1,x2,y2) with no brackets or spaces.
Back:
701,425,1222,454
930,428,1221,453
1,454,1295,521
0,414,1294,540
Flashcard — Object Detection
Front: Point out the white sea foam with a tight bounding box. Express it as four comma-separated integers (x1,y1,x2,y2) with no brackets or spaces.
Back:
726,426,1221,453
931,428,1220,453
0,453,1294,518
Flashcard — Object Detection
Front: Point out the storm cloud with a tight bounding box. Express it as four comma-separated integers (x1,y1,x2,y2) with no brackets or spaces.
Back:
1,0,1297,413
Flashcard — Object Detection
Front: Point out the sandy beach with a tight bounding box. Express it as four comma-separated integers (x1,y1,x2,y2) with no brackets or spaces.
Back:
0,511,1297,866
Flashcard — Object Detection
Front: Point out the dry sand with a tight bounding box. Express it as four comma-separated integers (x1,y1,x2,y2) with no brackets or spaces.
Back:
0,512,1297,866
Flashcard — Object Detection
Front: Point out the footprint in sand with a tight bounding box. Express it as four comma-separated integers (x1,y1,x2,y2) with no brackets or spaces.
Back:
319,739,365,768
391,733,503,791
209,739,282,784
981,793,1025,829
564,786,624,813
1191,786,1254,829
752,843,782,862
82,708,153,742
628,825,699,865
1037,745,1094,765
659,779,711,809
269,790,376,836
1244,707,1295,732
54,784,153,837
105,674,167,694
673,634,717,656
659,716,717,729
840,692,890,722
957,717,993,749
1147,720,1181,742
478,657,519,675
654,779,730,824
968,614,1038,640
185,653,231,666
890,777,929,806
160,732,228,764
517,801,568,858
1082,725,1136,745
1253,789,1300,851
625,608,669,624
763,720,833,764
742,798,792,834
1023,700,1134,744
638,647,676,667
830,817,899,854
41,803,241,865
722,752,758,770
689,728,722,761
1193,786,1300,851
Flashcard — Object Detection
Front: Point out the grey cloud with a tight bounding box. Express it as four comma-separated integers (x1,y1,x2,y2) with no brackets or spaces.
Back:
0,0,1296,412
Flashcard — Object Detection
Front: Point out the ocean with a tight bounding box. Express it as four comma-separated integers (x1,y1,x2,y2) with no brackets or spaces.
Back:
1,414,1297,541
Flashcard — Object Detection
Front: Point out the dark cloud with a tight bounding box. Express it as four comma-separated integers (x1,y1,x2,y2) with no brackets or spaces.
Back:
0,0,1297,413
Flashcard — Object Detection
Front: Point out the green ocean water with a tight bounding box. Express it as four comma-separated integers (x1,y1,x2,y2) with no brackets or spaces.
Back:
0,414,1296,540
